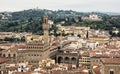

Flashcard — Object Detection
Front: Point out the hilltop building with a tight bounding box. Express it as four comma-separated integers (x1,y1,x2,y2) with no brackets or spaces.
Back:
82,14,102,21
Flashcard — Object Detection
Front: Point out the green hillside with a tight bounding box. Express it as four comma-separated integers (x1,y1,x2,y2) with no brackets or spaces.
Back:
0,9,120,36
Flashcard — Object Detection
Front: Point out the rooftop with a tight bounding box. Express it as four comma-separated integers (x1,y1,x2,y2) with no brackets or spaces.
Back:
0,57,9,64
101,58,120,64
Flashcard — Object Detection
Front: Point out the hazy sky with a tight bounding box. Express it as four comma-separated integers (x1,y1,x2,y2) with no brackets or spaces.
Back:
0,0,120,12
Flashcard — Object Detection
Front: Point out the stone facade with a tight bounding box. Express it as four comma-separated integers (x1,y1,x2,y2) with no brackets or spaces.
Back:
17,14,50,66
1,48,17,63
101,58,120,74
56,50,79,68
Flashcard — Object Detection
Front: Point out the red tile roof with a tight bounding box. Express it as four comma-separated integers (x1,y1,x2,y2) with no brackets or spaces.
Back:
50,46,58,51
93,66,101,74
0,43,13,46
101,58,120,64
6,66,17,70
15,71,32,74
0,57,9,64
82,51,89,57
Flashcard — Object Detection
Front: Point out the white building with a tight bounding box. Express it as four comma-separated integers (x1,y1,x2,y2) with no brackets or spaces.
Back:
82,14,102,21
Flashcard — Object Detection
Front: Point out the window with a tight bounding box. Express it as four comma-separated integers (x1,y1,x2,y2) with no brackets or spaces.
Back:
8,54,11,57
110,69,114,74
3,54,5,57
34,61,37,63
13,54,16,57
21,70,23,72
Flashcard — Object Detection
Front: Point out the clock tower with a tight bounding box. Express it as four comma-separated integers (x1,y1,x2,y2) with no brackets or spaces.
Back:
43,14,49,43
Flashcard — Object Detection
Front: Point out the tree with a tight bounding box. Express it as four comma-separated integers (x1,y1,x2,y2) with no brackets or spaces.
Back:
21,36,26,42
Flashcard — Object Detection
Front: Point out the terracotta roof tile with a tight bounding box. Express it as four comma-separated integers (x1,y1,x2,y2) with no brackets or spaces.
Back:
0,57,9,63
101,58,120,64
93,66,101,74
50,46,58,51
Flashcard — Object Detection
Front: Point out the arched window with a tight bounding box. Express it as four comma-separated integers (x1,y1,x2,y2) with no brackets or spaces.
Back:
45,19,47,24
71,57,77,64
71,57,76,61
58,57,63,64
34,54,36,56
64,57,70,63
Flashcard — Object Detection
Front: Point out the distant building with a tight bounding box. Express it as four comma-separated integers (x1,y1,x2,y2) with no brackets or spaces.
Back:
57,24,90,38
39,59,55,67
109,37,120,48
0,43,27,66
88,36,109,44
48,20,54,28
101,58,120,74
0,57,10,70
0,13,12,20
79,51,91,69
56,49,79,68
112,30,119,34
82,14,102,21
17,14,50,67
